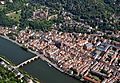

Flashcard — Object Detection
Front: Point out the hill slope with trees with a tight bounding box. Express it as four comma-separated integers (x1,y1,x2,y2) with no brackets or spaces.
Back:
31,0,120,31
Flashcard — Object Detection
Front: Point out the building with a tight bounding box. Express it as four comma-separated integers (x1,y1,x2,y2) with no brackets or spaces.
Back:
77,40,88,46
0,0,5,4
27,79,33,83
84,43,93,50
91,50,101,59
97,43,110,52
0,0,13,4
33,9,48,20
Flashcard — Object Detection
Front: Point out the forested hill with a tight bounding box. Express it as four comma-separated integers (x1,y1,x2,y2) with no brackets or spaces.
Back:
32,0,120,16
31,0,120,30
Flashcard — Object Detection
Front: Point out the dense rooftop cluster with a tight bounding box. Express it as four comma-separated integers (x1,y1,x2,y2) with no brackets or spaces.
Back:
0,0,120,83
0,27,120,83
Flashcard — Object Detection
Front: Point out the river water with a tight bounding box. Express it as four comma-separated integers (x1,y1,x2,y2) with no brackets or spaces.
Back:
0,37,80,83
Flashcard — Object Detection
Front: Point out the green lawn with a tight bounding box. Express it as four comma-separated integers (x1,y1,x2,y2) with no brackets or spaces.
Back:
7,11,21,22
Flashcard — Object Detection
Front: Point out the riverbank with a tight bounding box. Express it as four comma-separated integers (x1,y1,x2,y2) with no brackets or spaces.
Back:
0,35,81,83
0,35,64,72
0,35,65,74
0,35,83,82
0,36,41,82
0,56,28,83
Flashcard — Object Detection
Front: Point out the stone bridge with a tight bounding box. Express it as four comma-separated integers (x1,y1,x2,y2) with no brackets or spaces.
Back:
15,55,40,68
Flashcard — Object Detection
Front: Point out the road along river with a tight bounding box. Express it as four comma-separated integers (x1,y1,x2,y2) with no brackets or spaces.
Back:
0,37,80,83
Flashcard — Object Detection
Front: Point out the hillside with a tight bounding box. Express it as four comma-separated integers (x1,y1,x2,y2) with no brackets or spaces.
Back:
31,0,120,31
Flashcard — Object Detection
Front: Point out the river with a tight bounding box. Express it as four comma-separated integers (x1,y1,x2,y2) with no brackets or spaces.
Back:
0,37,80,83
